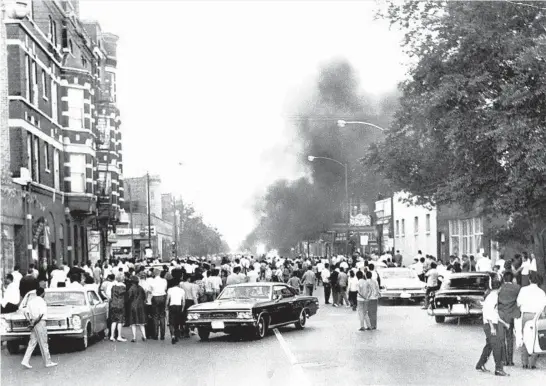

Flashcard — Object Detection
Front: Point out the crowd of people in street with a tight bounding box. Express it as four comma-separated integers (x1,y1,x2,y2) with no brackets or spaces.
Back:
1,249,545,375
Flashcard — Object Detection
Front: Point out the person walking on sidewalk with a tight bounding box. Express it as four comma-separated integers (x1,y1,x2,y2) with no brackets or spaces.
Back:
337,268,350,308
348,270,359,311
21,287,57,369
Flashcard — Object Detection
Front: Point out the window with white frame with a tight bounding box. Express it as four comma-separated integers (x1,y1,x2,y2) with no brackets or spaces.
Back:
31,61,38,106
51,80,58,122
25,55,31,101
426,214,431,233
67,88,84,129
70,154,86,193
414,216,419,235
395,220,400,237
32,136,40,183
53,149,60,190
449,217,484,256
449,220,460,256
41,70,47,99
401,219,405,237
26,134,32,173
43,144,50,171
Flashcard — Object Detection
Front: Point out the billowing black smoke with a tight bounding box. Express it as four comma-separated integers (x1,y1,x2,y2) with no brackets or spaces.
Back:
243,59,397,254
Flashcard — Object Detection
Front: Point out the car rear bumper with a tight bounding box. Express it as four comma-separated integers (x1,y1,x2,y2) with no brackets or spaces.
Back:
428,308,482,316
381,290,425,299
1,329,84,341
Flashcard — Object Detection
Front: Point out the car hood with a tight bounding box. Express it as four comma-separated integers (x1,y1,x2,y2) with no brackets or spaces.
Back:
188,298,262,311
382,278,424,289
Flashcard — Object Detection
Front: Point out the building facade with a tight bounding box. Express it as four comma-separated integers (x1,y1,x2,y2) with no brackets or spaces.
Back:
118,175,174,260
392,192,437,266
2,0,122,269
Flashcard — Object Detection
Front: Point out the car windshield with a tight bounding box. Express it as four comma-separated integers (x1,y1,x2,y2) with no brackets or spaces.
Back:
441,276,490,290
25,292,86,306
380,269,416,279
218,286,271,300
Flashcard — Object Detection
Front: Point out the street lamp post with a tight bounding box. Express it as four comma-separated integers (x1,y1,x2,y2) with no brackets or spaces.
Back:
337,119,394,254
307,155,350,260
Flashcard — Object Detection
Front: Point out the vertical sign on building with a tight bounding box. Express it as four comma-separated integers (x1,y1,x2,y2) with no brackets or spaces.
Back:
97,117,110,149
88,230,101,263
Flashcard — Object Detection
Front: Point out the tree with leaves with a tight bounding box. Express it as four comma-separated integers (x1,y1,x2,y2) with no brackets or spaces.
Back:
368,1,546,279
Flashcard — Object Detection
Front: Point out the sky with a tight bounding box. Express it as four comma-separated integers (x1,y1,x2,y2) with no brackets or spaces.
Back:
79,0,407,250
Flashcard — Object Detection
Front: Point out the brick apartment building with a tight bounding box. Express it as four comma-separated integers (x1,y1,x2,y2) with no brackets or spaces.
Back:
1,0,123,271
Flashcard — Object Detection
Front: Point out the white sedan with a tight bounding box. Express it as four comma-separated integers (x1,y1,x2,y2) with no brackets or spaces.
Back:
377,268,426,301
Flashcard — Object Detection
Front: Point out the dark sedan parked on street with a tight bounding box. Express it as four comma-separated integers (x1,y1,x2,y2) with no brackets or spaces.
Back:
428,272,498,323
186,283,319,340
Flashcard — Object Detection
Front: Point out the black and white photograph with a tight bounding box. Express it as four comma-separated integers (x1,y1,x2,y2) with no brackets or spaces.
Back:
1,0,545,385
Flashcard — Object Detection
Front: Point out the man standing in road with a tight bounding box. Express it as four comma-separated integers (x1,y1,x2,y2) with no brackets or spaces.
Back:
356,271,371,331
517,272,546,369
367,271,380,330
476,253,492,272
476,280,510,376
301,266,316,296
166,279,186,344
21,287,57,369
497,271,520,367
150,270,167,340
321,263,331,304
337,268,350,307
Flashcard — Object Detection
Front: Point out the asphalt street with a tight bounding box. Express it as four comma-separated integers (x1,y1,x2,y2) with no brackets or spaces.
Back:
1,287,544,386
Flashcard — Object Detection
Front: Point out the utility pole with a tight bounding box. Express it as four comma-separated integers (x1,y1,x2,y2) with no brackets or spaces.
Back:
146,172,152,254
128,183,134,258
173,196,178,259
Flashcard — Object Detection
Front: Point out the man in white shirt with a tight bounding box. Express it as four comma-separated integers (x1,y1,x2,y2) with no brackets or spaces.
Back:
517,273,546,369
50,265,67,288
11,266,23,288
476,254,492,272
495,256,506,275
321,264,331,304
1,274,21,313
166,280,186,344
247,266,259,283
475,280,509,376
21,287,57,369
67,274,83,289
150,271,168,340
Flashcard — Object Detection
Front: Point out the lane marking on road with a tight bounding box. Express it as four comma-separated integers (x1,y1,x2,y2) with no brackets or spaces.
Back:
273,328,310,386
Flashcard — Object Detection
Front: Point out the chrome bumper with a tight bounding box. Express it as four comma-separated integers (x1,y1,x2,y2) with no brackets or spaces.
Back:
428,308,482,316
1,329,84,340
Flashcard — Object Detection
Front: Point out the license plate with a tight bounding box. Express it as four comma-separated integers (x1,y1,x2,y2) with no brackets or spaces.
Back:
211,321,224,330
452,304,466,313
400,292,411,299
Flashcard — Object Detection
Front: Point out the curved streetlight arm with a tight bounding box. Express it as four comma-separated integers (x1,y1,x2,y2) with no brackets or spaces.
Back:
308,156,346,168
337,120,386,132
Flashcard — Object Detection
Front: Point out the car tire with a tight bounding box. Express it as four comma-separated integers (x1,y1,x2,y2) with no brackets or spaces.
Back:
254,315,267,340
295,309,307,330
77,323,91,351
6,341,19,354
435,316,445,323
198,328,210,341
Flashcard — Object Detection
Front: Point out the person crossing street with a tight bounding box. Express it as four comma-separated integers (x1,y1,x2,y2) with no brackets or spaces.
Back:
21,287,57,369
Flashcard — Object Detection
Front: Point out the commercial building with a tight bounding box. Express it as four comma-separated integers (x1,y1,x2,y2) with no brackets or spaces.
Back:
1,0,122,270
117,175,174,260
